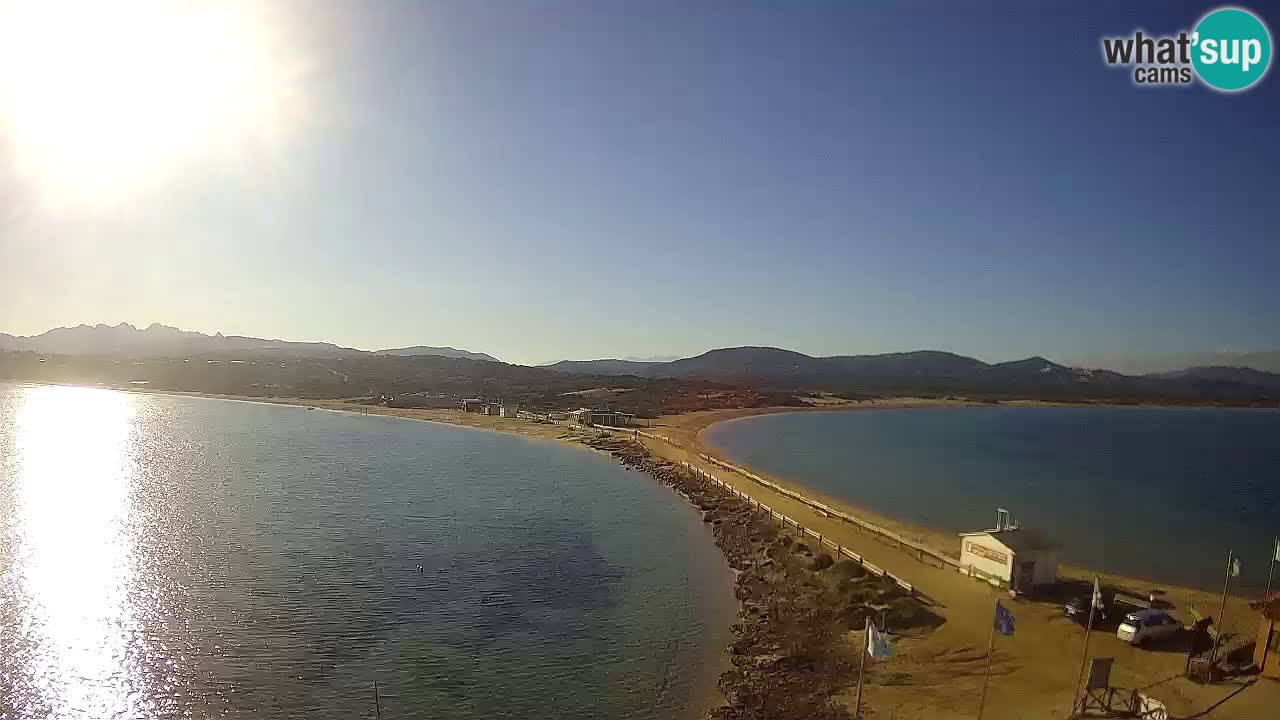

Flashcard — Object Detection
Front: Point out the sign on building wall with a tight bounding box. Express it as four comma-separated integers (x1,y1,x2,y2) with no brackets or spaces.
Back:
965,541,1009,565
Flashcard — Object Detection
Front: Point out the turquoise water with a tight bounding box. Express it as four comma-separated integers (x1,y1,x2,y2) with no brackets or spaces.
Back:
705,406,1280,593
0,384,731,719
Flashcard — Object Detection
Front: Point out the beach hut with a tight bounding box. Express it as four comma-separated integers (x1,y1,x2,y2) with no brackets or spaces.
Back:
959,509,1059,593
499,402,519,418
1250,593,1280,679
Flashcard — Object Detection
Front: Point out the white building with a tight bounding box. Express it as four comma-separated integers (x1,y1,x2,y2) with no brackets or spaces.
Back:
959,509,1059,593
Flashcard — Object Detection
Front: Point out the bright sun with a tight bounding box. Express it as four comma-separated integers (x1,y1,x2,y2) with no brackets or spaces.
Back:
0,0,292,200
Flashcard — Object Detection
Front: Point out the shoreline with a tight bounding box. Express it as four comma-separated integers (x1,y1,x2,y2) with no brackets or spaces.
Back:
579,432,940,719
2,381,737,720
620,404,1274,718
8,382,1276,717
678,404,1264,599
17,380,1266,605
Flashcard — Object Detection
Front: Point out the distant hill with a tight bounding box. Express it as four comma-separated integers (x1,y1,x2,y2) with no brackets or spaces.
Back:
375,346,499,362
1147,366,1280,395
549,346,1280,403
545,358,663,375
0,349,803,417
620,355,680,363
5,325,1279,405
1057,350,1280,375
0,323,496,362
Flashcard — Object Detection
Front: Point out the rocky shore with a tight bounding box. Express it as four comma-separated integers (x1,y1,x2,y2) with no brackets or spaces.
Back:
578,434,943,720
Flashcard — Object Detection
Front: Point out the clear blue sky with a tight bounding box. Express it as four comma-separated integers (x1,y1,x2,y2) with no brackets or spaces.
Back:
1,1,1277,365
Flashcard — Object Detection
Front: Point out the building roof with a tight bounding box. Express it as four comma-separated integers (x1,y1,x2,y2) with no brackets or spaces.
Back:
959,528,1060,554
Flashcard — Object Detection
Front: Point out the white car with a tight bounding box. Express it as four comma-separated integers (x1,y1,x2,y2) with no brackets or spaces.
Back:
1117,609,1182,646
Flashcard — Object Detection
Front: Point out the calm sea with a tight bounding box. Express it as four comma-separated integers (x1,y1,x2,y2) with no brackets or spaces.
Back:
705,406,1280,593
0,384,731,719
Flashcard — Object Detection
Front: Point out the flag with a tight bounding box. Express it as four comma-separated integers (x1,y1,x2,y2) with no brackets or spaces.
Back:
867,621,894,659
1273,537,1279,563
1229,556,1241,577
1091,577,1103,609
994,601,1015,636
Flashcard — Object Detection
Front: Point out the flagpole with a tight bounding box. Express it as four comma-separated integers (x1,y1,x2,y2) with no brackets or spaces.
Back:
855,616,869,718
1263,537,1278,675
1208,550,1233,668
976,599,998,720
1265,537,1277,600
1071,577,1099,712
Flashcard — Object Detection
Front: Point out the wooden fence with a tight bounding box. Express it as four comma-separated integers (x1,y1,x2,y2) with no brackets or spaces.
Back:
679,460,917,596
692,452,962,573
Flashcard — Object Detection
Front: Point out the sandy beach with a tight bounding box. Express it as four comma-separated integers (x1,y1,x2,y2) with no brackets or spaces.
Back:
107,389,1280,718
643,405,1277,719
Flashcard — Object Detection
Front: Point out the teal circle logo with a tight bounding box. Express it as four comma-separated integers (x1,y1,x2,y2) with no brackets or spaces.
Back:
1192,7,1272,91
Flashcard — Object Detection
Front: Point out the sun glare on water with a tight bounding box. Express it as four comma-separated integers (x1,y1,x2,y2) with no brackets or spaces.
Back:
7,386,141,716
0,0,295,201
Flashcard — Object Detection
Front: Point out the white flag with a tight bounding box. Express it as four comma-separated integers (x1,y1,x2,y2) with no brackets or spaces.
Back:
1229,557,1241,578
1092,577,1103,609
1273,538,1279,563
867,622,894,659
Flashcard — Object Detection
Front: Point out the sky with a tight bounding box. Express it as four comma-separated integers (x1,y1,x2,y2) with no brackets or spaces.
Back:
1,1,1278,366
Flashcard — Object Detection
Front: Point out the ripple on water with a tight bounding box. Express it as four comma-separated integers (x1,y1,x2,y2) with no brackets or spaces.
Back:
0,385,732,719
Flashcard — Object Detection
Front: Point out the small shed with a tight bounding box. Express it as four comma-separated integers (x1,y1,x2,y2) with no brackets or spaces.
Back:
959,509,1059,593
460,398,485,413
1250,593,1280,679
499,403,519,418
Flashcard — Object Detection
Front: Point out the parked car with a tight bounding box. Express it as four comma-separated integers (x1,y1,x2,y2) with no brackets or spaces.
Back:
1117,609,1182,646
1064,592,1114,627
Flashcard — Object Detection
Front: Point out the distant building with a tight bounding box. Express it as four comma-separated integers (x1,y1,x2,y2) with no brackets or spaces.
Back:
460,398,485,413
499,402,519,418
387,393,458,409
958,508,1058,593
567,408,637,427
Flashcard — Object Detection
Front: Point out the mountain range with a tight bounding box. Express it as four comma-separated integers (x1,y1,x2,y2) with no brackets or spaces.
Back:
547,347,1280,402
3,324,1279,405
0,323,499,362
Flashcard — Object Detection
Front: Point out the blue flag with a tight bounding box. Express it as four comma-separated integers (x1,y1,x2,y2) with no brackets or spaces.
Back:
994,601,1015,636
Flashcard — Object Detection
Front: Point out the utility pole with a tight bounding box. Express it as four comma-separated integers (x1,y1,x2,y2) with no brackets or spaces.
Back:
1208,550,1234,669
854,616,868,718
1266,536,1278,600
976,599,999,720
1072,577,1100,713
1261,537,1279,676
